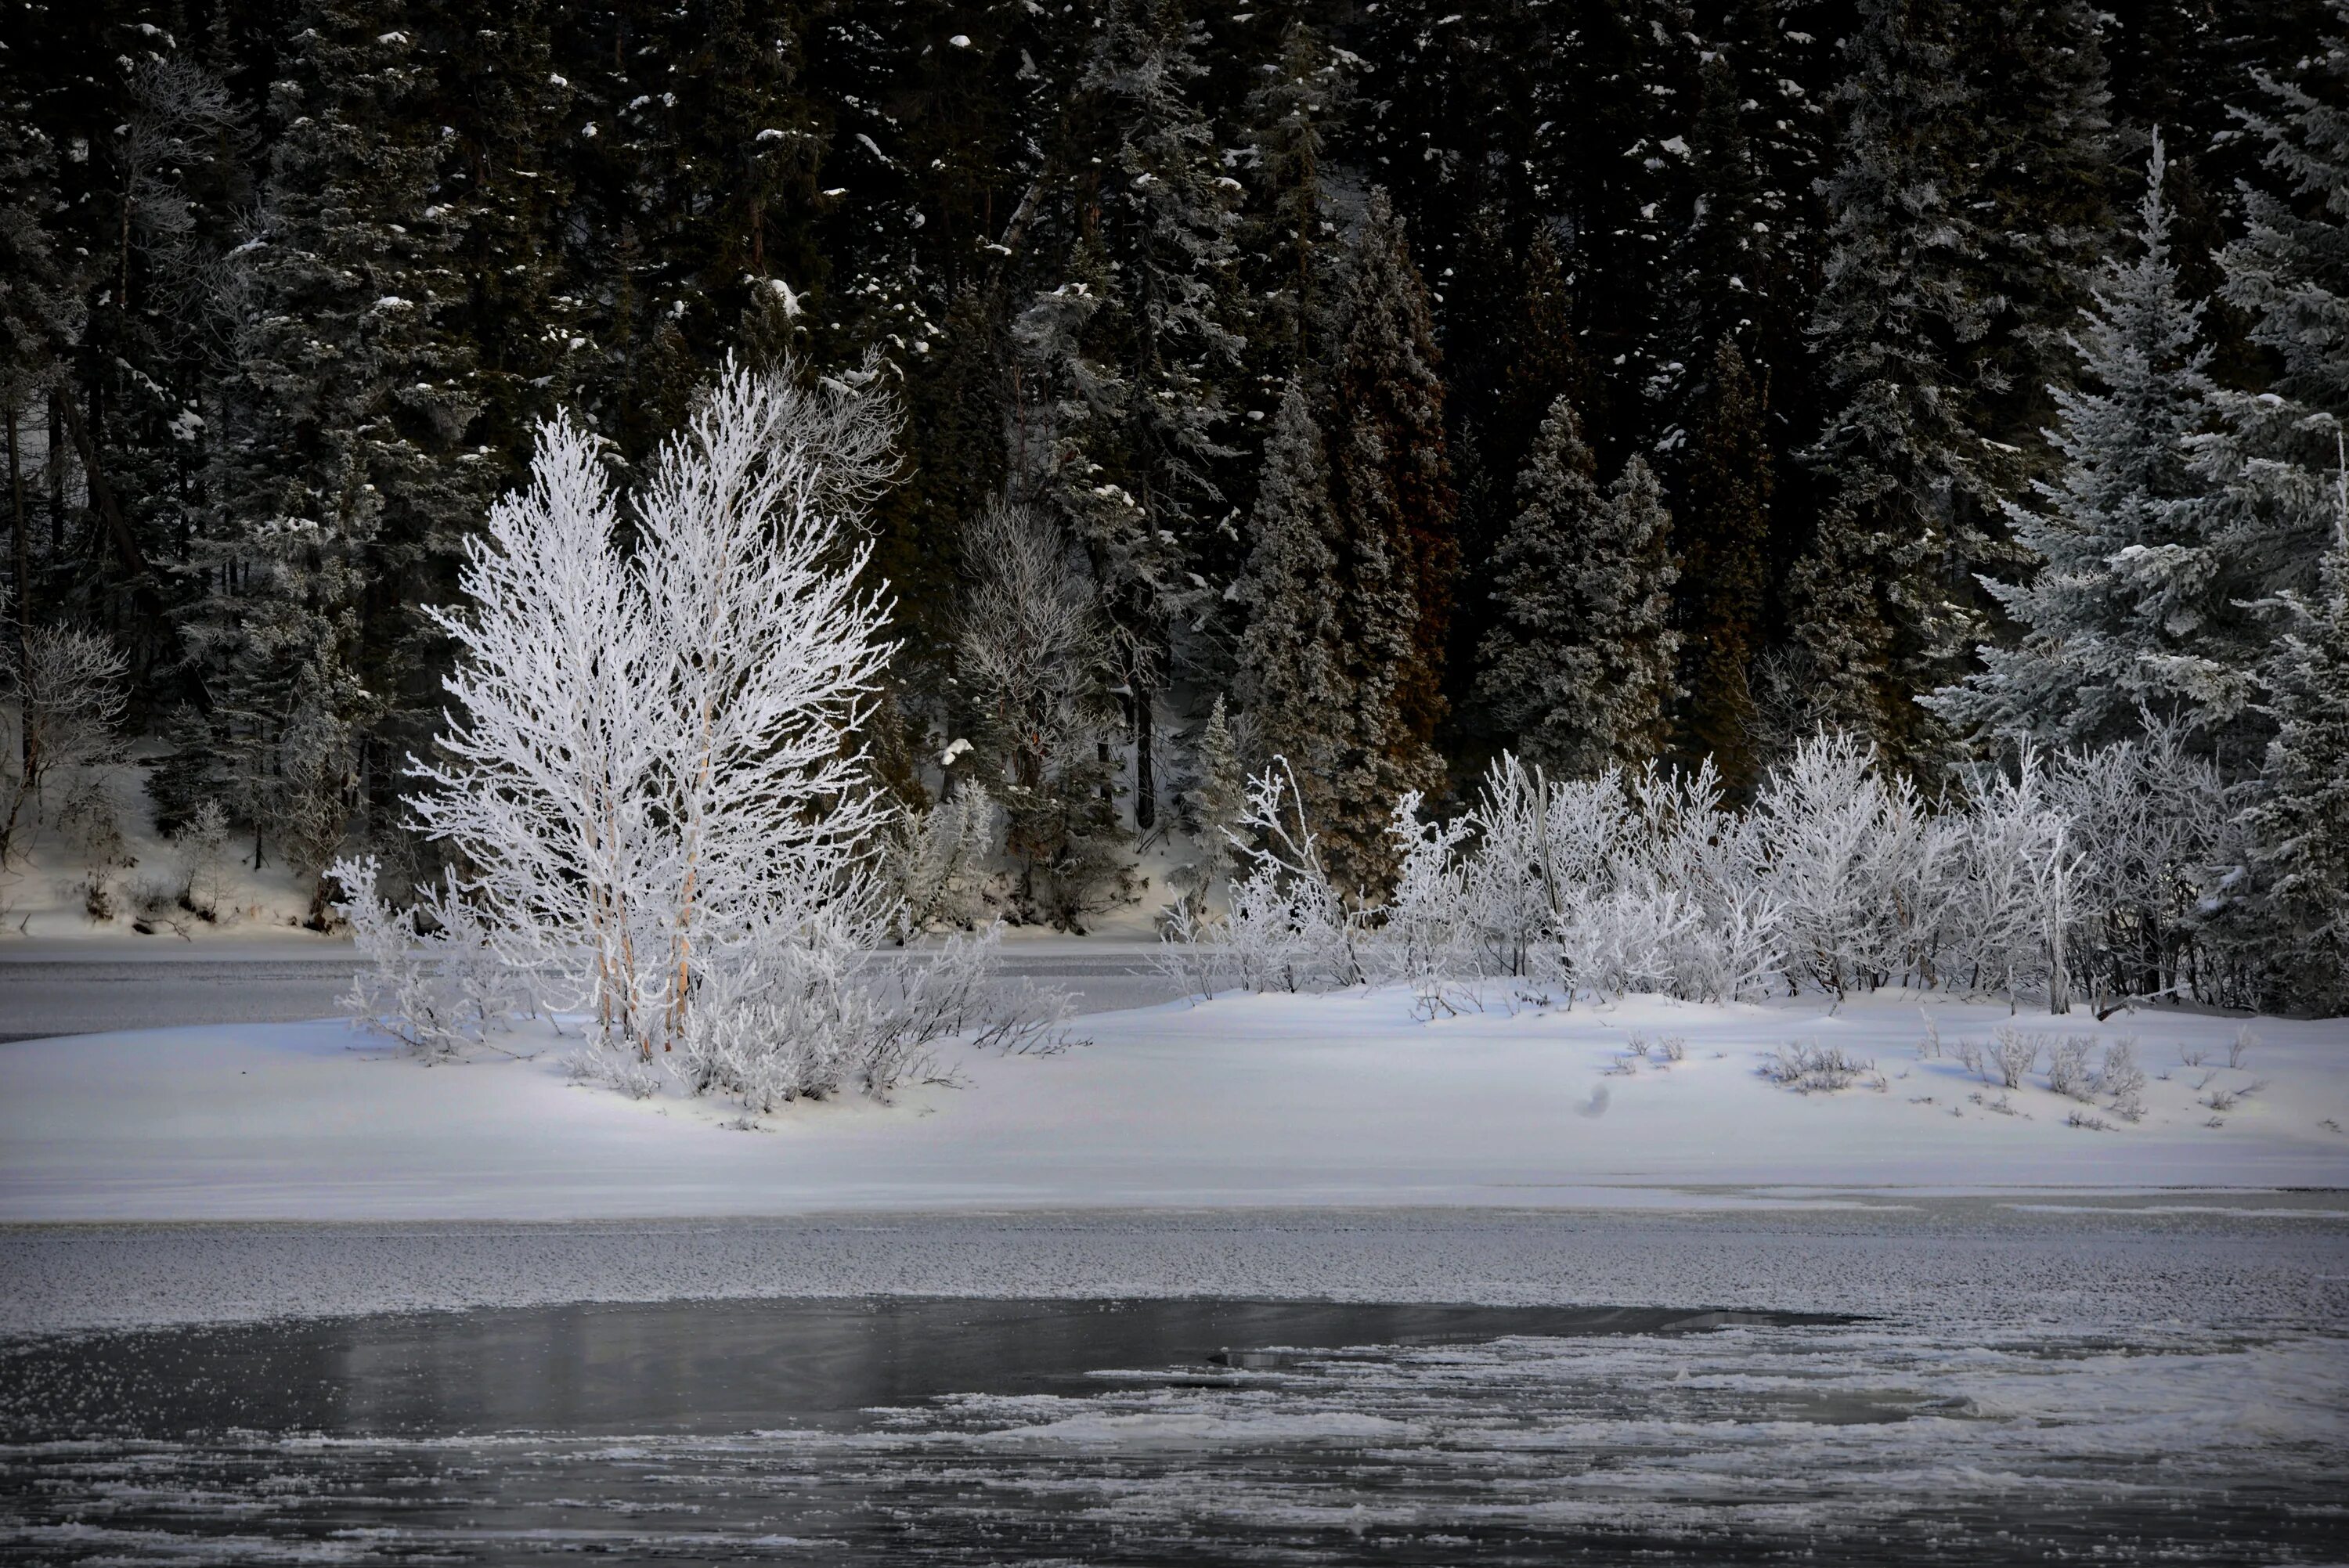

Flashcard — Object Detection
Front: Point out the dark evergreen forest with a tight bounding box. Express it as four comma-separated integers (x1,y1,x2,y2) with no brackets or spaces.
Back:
2,0,2344,995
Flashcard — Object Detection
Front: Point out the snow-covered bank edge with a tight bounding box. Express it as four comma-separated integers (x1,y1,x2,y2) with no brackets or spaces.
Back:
3,988,2344,1226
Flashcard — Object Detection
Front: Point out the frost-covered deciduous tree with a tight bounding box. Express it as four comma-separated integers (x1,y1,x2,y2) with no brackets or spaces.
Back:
954,499,1131,928
405,412,666,1049
1929,135,2224,752
409,362,899,1062
0,591,129,863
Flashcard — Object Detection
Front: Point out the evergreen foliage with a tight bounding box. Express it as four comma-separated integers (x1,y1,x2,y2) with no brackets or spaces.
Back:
1477,398,1679,778
1674,339,1773,791
2246,455,2349,1015
1928,135,2224,752
0,0,2338,1006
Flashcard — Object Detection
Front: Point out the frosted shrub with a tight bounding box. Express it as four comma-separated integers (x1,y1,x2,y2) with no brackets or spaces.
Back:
1384,789,1478,993
169,802,233,921
675,921,1076,1113
1755,734,1921,995
888,787,1000,935
1990,1026,2041,1090
330,856,524,1058
1759,1040,1874,1093
2045,1034,2097,1100
2095,1037,2146,1121
1221,761,1364,993
1157,726,2255,1018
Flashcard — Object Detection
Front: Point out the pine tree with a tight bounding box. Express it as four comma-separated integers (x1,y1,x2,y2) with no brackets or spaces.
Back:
1171,690,1246,908
1328,190,1457,759
1927,135,2225,751
186,0,488,893
1234,382,1347,781
1786,0,1992,762
1016,0,1242,831
2183,2,2349,771
1236,15,1348,382
1964,0,2116,464
2246,450,2349,1014
1674,337,1773,791
1477,397,1679,777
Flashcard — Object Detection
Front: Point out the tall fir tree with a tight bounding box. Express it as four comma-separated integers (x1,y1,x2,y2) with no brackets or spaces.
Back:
1016,0,1242,831
1327,190,1457,762
2182,1,2349,773
1928,135,2228,751
1673,337,1773,791
1963,0,2116,466
1234,382,1347,784
186,0,488,896
1477,397,1680,777
1784,0,1991,763
2245,450,2349,1014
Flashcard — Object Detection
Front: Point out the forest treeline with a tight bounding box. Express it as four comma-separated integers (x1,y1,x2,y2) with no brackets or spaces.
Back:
2,0,2344,1007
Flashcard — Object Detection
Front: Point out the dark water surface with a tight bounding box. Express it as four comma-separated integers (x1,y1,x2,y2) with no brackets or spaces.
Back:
2,1294,2344,1564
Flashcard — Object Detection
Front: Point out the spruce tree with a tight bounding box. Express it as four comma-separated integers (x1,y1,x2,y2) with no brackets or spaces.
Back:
187,0,487,893
1786,0,1990,762
1927,135,2225,751
1171,690,1246,909
1964,0,2116,464
1477,397,1679,777
1235,382,1348,783
1328,190,1457,759
2246,456,2349,1014
1016,0,1242,831
2184,2,2349,771
1674,338,1773,791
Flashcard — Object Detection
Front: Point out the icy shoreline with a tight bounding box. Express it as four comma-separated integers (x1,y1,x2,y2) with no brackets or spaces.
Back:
5,1199,2347,1340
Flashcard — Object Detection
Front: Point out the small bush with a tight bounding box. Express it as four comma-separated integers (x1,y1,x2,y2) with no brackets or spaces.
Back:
2228,1026,2257,1071
70,868,116,923
2094,1037,2145,1122
56,777,128,867
2066,1110,2113,1132
170,801,231,920
1991,1026,2040,1090
1760,1040,1874,1094
2046,1035,2097,1101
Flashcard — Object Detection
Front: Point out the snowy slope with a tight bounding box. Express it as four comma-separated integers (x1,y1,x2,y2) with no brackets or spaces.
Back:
1,986,2343,1221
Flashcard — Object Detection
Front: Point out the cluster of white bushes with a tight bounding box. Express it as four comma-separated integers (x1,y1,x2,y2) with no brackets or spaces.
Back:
333,362,1067,1108
1165,724,2242,1016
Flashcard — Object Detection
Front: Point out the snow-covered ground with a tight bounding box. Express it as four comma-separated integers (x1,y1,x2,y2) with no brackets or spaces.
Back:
4,985,2342,1224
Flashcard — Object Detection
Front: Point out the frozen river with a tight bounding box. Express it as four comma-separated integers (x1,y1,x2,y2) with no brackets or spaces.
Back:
2,1206,2345,1564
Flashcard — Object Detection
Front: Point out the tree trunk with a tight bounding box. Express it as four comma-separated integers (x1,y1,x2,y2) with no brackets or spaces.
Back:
46,389,63,556
6,402,26,780
1131,682,1155,831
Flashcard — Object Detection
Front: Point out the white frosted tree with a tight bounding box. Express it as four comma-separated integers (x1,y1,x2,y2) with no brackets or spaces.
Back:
402,362,900,1061
1929,133,2221,750
1476,398,1680,777
633,367,900,1044
402,414,667,1049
